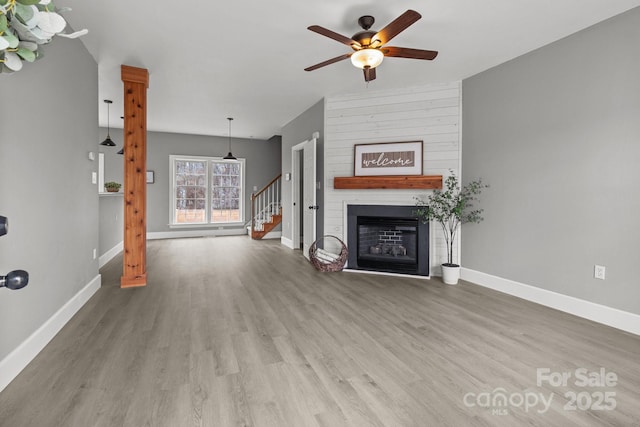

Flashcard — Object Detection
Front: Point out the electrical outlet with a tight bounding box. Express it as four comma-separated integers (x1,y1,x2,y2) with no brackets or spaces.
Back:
594,265,606,280
93,248,97,260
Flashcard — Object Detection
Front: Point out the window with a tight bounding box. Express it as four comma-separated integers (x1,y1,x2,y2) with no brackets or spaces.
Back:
170,155,245,226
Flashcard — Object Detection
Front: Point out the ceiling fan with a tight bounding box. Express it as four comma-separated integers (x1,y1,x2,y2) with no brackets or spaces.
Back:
304,10,438,82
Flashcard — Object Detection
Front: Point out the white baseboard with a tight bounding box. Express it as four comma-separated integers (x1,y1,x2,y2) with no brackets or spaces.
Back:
147,229,247,240
0,274,102,393
281,236,294,249
99,242,123,268
262,231,282,240
461,268,640,336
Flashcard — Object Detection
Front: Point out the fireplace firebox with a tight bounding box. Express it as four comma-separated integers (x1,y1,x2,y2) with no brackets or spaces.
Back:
347,205,429,276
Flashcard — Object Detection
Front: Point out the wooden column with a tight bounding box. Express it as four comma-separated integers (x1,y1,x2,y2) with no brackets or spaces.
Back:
120,65,149,288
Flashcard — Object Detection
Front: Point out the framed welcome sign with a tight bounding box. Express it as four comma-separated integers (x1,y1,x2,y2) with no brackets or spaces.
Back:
354,141,423,176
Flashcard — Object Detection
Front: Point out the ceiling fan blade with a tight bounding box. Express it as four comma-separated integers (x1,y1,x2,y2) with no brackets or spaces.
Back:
363,66,376,82
373,10,421,46
305,53,353,72
382,46,438,60
308,25,361,48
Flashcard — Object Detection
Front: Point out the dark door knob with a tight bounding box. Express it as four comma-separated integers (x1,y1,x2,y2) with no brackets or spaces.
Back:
0,216,7,236
0,270,29,290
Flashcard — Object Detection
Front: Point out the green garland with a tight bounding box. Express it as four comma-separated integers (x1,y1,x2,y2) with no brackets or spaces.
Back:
0,0,83,73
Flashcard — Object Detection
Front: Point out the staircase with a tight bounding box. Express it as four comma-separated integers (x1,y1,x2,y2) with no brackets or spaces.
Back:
251,174,282,239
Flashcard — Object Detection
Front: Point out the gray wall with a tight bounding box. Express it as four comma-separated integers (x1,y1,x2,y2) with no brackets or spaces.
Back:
281,99,325,243
98,196,123,257
144,130,280,233
0,38,99,360
100,129,280,237
461,7,640,314
99,128,125,185
98,129,125,257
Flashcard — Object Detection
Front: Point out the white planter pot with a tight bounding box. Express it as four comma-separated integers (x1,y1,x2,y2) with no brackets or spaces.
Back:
441,264,460,285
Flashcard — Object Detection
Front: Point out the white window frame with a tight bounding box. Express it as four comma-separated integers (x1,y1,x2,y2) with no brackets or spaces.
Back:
169,155,245,227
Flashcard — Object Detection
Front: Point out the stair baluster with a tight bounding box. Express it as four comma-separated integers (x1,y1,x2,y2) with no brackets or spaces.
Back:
250,174,282,239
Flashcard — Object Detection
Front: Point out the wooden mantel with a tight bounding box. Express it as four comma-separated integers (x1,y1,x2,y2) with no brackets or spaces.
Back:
334,175,442,190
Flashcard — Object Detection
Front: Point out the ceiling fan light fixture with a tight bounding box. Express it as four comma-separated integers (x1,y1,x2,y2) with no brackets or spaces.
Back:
350,48,384,69
306,10,436,83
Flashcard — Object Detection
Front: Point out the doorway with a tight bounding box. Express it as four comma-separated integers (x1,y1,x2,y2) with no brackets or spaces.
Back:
291,138,317,260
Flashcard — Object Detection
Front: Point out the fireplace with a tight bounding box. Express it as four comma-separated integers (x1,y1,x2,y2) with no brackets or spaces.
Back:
347,205,429,276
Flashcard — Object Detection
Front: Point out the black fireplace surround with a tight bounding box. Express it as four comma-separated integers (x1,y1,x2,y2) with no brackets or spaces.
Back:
347,205,429,276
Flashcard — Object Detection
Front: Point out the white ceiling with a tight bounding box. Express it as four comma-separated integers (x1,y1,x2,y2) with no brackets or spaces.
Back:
60,0,640,140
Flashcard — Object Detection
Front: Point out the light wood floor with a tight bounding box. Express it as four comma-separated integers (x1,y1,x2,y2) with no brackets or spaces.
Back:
1,237,639,427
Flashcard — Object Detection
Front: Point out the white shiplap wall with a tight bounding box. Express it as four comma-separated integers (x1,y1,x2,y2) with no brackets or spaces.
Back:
323,82,461,275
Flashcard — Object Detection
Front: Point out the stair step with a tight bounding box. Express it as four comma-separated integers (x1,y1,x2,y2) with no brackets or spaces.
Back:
252,213,282,239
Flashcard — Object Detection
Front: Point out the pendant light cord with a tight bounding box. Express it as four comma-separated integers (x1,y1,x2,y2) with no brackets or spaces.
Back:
228,117,232,152
106,101,111,137
223,117,236,160
101,100,116,146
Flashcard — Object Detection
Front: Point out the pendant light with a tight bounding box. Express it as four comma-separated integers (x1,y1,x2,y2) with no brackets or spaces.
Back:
100,99,116,146
223,117,237,160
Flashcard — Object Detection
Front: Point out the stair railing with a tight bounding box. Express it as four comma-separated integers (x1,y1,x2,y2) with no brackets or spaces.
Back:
251,174,282,237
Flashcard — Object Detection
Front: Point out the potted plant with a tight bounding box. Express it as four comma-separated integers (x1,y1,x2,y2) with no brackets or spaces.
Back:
104,182,122,193
415,171,487,285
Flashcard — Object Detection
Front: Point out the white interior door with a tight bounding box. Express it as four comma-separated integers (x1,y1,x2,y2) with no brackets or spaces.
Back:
302,138,317,259
292,149,301,250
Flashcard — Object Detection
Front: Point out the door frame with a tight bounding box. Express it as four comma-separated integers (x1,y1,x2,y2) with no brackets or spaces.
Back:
291,137,316,251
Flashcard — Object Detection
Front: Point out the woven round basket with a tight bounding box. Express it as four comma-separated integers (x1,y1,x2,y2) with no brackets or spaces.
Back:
309,235,348,272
